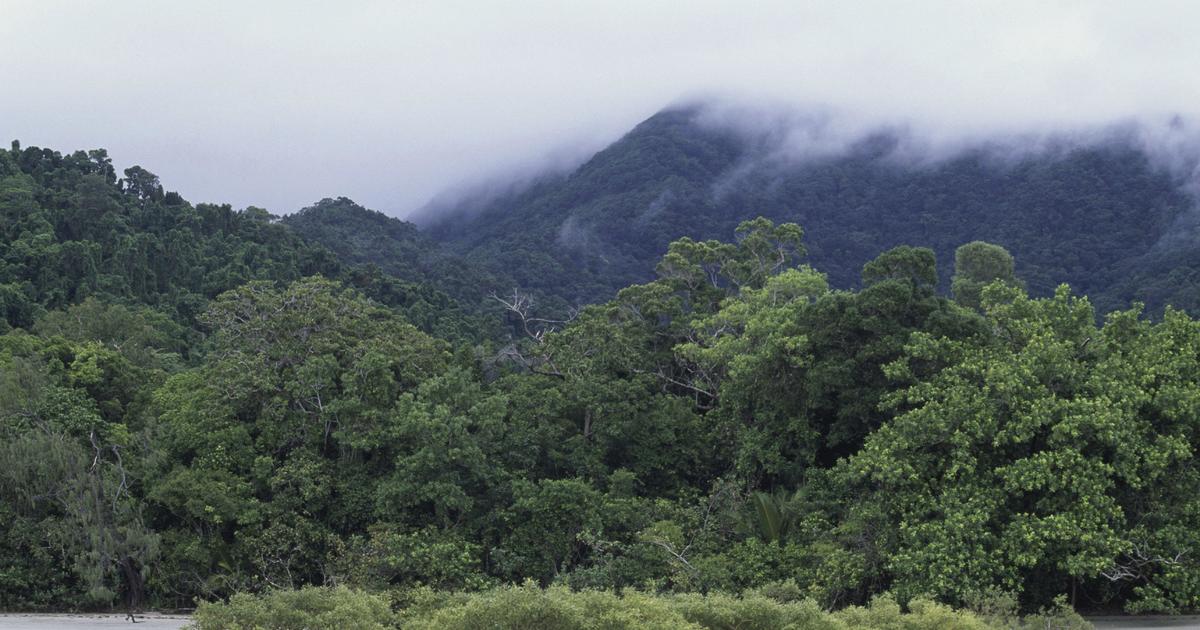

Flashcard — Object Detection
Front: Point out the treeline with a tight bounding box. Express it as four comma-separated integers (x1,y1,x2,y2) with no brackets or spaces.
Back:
281,196,499,313
3,181,1200,617
0,143,484,343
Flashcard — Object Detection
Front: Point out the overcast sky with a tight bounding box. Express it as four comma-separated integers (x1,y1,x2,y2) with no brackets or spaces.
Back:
3,1,1199,217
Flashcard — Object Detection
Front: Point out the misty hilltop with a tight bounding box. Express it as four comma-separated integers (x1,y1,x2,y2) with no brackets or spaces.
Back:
420,102,1200,316
17,3,1200,622
12,99,1199,327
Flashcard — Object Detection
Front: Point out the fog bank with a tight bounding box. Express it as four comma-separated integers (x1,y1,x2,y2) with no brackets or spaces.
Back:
3,1,1198,216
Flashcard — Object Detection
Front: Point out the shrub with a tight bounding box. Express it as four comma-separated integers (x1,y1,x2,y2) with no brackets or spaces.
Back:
834,594,994,630
189,585,394,630
398,585,1019,630
190,584,1086,629
400,583,693,630
331,525,491,591
668,590,843,630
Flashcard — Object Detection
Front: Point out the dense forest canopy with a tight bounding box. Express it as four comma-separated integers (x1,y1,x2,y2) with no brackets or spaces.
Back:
0,143,486,343
4,129,1200,623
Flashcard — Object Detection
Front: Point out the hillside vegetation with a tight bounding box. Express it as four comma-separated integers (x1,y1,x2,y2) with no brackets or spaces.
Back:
425,107,1199,316
4,134,1200,621
0,143,484,343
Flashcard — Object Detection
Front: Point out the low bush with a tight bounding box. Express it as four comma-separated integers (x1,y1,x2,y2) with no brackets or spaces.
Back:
189,585,394,630
189,584,1094,629
398,584,690,630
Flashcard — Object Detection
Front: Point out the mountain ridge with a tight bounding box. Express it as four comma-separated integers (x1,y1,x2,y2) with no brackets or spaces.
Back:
420,104,1200,315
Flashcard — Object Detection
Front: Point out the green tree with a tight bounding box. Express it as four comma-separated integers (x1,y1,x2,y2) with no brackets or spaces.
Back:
147,277,450,598
0,352,158,610
856,284,1200,607
952,241,1019,310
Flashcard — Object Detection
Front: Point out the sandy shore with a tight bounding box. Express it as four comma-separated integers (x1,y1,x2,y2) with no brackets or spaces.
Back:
1090,617,1200,629
0,613,190,629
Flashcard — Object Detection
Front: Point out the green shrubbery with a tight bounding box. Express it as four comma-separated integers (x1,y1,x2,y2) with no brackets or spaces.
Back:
188,584,1092,629
190,586,394,630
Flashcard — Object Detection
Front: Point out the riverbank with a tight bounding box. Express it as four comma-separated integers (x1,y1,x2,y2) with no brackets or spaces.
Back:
0,613,190,629
1090,617,1200,629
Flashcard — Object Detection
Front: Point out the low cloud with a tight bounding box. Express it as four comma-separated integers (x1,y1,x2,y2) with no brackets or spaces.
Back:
685,98,1200,192
4,2,1199,217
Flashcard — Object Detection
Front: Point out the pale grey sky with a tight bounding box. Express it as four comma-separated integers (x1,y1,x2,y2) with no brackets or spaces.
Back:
3,1,1199,217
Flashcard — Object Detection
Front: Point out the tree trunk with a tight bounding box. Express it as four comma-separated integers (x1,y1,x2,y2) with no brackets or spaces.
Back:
121,556,145,613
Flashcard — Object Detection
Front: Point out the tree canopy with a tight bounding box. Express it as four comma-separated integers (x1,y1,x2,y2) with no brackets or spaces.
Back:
5,141,1200,618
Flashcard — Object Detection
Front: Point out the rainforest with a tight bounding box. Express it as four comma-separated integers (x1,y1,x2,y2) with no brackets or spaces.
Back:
3,128,1200,629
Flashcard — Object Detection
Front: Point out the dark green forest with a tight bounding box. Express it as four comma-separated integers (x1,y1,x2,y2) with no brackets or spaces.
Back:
4,132,1200,625
424,107,1200,317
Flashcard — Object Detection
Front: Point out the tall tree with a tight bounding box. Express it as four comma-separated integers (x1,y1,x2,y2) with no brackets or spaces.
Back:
952,241,1019,310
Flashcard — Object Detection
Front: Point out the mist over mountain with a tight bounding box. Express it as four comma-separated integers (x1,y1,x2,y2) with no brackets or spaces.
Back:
421,101,1200,315
16,3,1200,620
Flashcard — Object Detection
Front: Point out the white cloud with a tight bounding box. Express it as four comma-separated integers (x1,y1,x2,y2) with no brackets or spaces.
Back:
2,0,1198,216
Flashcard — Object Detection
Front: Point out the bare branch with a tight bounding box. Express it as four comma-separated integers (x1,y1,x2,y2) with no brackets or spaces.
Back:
490,288,576,344
1101,542,1186,582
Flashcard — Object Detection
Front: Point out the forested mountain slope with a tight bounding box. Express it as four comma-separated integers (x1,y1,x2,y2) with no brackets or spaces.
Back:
0,143,482,342
5,137,1200,618
423,106,1199,315
282,197,498,312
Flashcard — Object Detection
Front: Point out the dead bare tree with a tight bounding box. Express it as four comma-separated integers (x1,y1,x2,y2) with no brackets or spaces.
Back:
490,289,576,343
488,289,578,378
641,478,743,586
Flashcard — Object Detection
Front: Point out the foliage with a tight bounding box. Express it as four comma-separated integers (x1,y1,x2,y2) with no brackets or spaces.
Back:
853,285,1200,609
0,145,479,341
399,584,695,630
0,332,160,610
952,241,1020,310
189,585,394,630
5,140,1200,618
145,277,452,602
195,584,1090,629
282,197,498,318
425,106,1195,317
